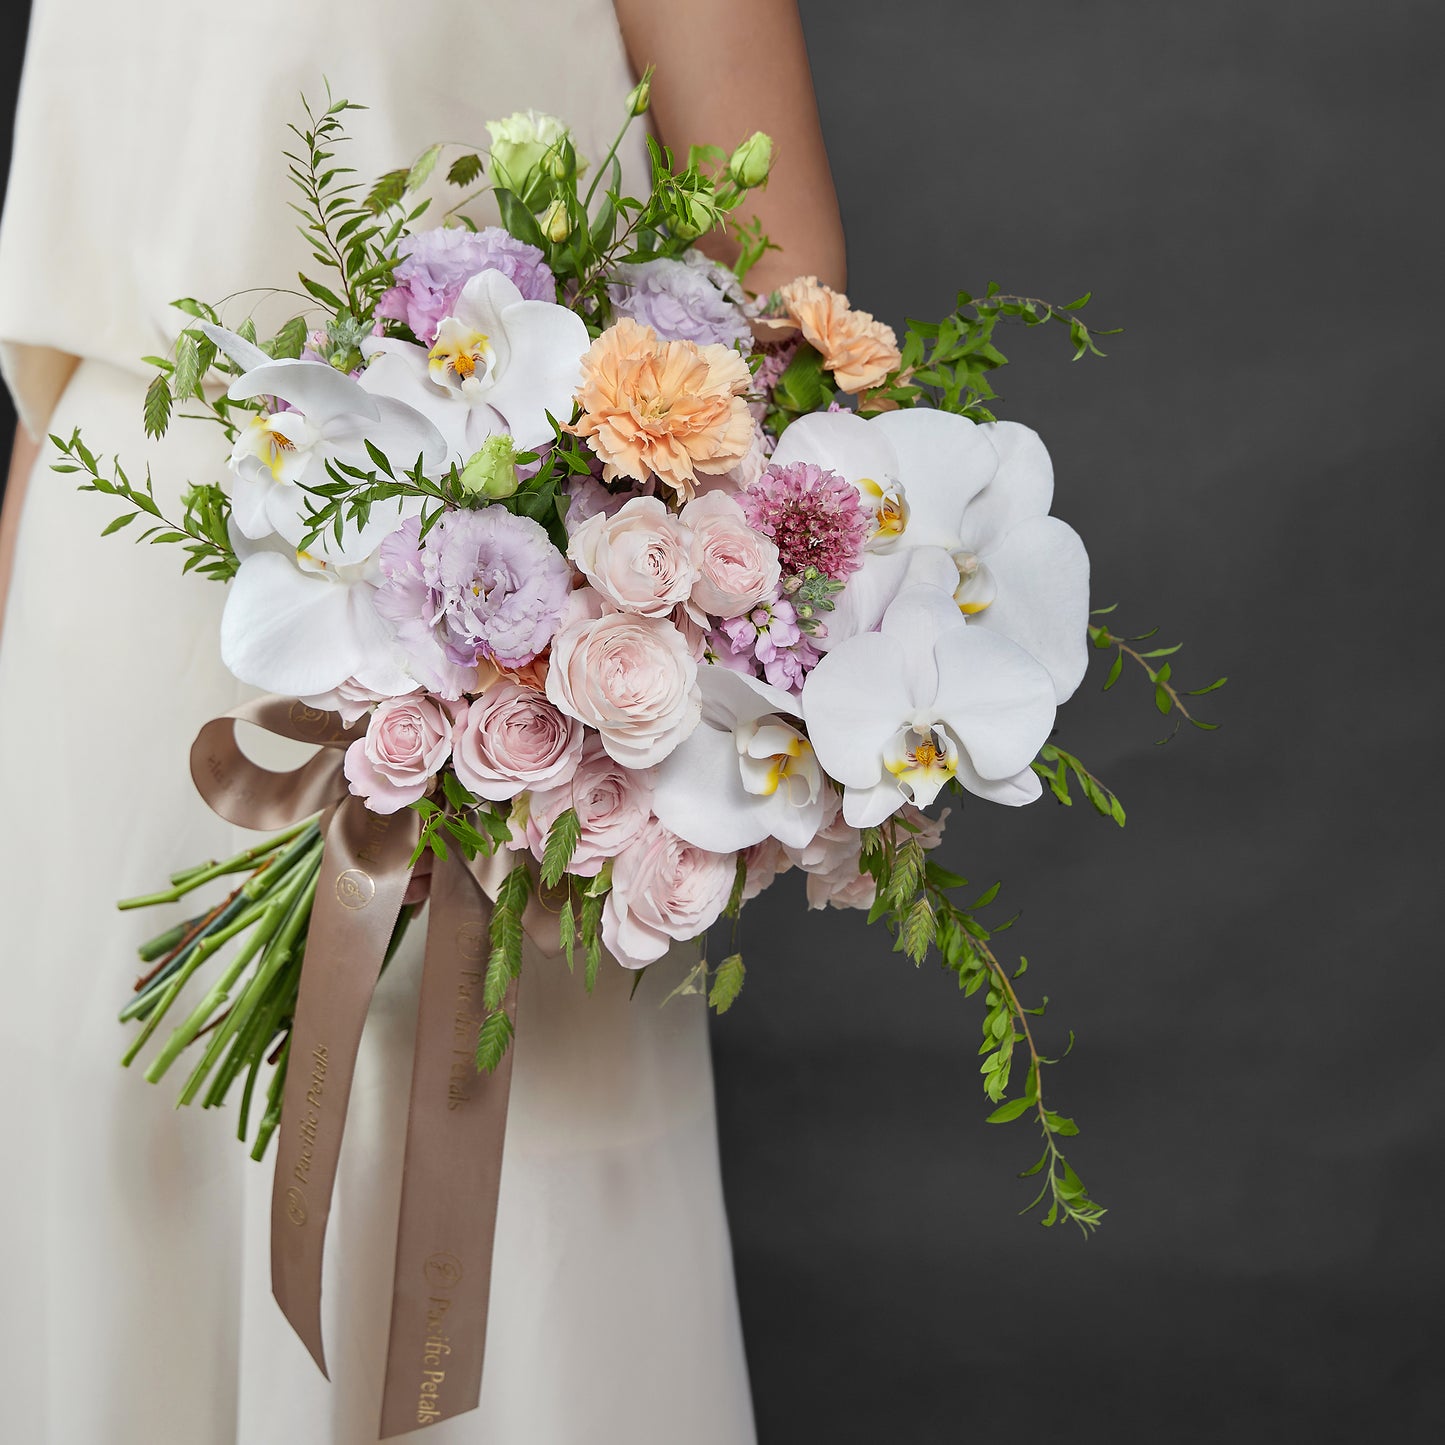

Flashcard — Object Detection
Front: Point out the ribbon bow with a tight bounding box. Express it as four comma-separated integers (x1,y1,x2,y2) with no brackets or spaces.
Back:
191,695,543,1436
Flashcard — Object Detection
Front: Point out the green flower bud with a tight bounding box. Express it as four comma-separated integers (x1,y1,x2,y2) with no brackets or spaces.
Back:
728,131,774,189
669,190,719,242
485,109,571,200
458,434,522,500
625,72,652,117
541,198,572,244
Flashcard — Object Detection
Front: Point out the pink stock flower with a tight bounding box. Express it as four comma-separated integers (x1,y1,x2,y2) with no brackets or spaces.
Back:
343,694,460,814
451,682,583,801
602,816,735,968
710,587,821,694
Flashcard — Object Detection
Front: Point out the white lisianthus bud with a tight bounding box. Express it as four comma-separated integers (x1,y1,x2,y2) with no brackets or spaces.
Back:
541,198,572,243
458,434,522,500
728,132,774,189
485,109,571,198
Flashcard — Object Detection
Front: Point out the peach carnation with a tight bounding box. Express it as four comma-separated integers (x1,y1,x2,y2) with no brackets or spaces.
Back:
779,276,901,394
569,317,755,502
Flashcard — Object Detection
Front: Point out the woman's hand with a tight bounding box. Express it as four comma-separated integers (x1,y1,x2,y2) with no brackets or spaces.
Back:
613,0,846,296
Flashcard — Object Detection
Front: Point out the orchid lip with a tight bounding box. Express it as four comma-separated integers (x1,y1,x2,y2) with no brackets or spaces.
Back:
951,549,998,615
883,720,959,807
736,715,822,807
856,474,910,552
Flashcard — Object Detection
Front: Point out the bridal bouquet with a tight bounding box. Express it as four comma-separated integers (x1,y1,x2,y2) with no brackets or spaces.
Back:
57,79,1219,1432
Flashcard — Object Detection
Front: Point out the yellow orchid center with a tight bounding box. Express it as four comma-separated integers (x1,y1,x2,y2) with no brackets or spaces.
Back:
884,723,958,807
857,475,910,547
951,550,998,615
737,719,822,806
428,319,495,393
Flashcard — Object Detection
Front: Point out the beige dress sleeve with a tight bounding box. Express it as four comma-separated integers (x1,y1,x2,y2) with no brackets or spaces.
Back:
0,4,756,1441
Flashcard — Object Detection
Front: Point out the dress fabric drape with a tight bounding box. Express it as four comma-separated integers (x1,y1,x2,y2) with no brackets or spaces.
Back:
0,4,756,1441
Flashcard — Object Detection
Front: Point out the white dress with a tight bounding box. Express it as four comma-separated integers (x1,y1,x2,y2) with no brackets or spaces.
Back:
0,4,755,1442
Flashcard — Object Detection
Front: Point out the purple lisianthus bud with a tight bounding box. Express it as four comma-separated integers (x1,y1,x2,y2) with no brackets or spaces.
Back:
608,251,751,348
377,226,557,344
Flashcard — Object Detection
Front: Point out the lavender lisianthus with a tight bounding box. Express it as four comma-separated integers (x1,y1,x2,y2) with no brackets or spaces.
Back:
375,510,572,696
608,251,751,348
377,226,557,343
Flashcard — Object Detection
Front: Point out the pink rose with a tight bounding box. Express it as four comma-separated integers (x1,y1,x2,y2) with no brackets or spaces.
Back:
681,490,780,618
567,495,700,617
601,816,736,968
741,836,792,901
452,682,583,801
512,735,654,877
545,594,701,768
343,694,460,814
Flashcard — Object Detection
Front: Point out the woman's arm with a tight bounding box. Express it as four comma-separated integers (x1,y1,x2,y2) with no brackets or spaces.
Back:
0,428,38,643
613,0,845,295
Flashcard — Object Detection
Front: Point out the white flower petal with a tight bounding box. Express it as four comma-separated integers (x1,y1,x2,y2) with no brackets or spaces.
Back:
360,345,504,462
878,583,970,707
799,632,912,788
962,421,1055,553
842,776,907,828
953,753,1043,807
769,409,901,492
869,409,998,551
973,514,1090,702
698,663,801,728
929,625,1056,781
652,723,773,852
481,300,590,451
817,546,959,652
228,359,380,427
220,551,378,695
200,322,272,373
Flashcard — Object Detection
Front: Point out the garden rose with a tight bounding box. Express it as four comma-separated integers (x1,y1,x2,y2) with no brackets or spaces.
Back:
567,495,701,617
451,682,582,801
601,817,736,968
545,591,701,768
512,735,654,877
343,693,459,813
681,491,781,617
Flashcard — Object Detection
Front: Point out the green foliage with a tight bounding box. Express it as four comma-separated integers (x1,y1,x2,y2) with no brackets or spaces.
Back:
862,820,1104,1236
1033,743,1126,826
54,429,237,581
540,808,581,888
407,772,511,868
862,286,1119,422
1088,604,1226,742
708,954,746,1014
474,1005,514,1074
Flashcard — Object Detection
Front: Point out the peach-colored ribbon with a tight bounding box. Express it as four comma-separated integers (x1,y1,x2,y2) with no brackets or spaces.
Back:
190,696,537,1436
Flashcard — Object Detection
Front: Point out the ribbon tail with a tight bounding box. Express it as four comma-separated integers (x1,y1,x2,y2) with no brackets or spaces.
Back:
270,800,420,1376
379,850,518,1437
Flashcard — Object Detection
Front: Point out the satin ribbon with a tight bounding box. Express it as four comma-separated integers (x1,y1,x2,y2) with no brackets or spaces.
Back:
189,696,542,1436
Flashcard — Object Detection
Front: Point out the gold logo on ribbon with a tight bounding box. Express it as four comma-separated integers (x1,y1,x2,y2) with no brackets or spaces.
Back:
455,921,486,961
285,1186,308,1226
335,868,376,909
287,700,332,737
423,1252,464,1291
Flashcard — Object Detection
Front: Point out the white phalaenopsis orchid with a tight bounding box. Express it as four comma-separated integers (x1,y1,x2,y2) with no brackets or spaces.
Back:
652,666,828,852
801,585,1056,827
203,325,447,565
360,267,589,460
770,409,1090,702
219,532,414,700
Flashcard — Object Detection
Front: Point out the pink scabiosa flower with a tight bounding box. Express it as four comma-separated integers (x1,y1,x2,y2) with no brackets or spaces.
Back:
741,460,869,582
709,586,821,695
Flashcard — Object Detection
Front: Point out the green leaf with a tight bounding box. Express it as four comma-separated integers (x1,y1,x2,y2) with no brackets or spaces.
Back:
540,808,581,888
559,896,576,972
708,954,745,1014
902,895,935,964
300,274,345,310
474,1008,514,1073
773,343,831,413
447,153,484,187
1103,653,1123,690
101,512,136,536
724,852,748,920
143,373,172,439
985,1096,1035,1124
172,333,202,401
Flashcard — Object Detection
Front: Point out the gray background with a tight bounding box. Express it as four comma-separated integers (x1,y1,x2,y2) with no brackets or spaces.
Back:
1,2,1440,1440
